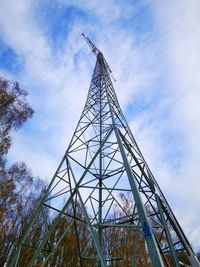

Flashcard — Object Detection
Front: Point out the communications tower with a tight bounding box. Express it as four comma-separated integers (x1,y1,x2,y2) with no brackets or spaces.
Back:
9,35,200,267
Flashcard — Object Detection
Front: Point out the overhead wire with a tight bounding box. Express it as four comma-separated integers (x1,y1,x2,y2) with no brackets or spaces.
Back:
67,0,155,73
24,0,129,87
137,2,200,53
125,20,200,89
118,3,200,80
21,0,139,89
96,0,200,83
22,0,154,89
94,0,199,63
79,0,200,75
22,0,200,90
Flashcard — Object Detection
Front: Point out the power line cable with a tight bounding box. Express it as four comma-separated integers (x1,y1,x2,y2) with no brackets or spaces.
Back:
22,1,200,91
21,0,140,88
124,20,200,90
119,5,200,73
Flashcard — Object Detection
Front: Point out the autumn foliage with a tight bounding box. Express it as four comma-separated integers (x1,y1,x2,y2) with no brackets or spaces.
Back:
0,78,44,266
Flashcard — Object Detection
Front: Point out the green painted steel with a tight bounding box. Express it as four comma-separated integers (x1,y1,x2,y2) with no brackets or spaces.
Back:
155,194,180,267
8,35,200,267
108,97,164,267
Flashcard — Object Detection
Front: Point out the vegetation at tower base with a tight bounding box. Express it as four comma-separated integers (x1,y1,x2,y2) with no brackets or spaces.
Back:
0,164,45,266
6,194,150,267
5,35,200,267
4,194,194,267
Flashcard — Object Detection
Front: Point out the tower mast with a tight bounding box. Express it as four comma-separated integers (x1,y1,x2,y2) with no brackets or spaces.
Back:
9,35,200,267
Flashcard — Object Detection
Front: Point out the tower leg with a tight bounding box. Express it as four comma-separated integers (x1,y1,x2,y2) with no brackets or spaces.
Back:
114,126,165,267
188,255,200,267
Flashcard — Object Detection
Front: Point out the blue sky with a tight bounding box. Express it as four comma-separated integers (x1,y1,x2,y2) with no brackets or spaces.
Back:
0,0,200,249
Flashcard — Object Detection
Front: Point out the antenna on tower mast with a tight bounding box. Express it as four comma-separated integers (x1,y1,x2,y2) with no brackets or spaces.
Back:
81,33,100,56
81,33,116,82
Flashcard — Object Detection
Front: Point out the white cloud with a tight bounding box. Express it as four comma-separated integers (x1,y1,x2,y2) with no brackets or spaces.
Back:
140,0,200,248
9,131,59,180
0,0,200,251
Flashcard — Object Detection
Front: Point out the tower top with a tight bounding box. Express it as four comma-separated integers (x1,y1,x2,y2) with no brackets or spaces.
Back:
81,33,116,82
81,33,101,57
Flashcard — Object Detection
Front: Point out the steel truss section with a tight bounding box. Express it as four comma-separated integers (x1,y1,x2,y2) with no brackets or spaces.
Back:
9,36,200,267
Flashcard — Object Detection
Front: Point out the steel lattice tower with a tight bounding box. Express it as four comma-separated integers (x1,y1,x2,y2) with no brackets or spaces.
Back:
9,35,200,267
